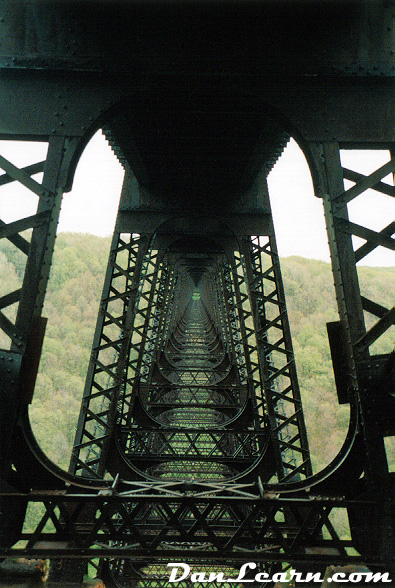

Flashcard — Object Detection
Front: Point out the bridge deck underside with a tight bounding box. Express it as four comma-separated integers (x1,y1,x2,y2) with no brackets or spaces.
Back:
0,2,394,584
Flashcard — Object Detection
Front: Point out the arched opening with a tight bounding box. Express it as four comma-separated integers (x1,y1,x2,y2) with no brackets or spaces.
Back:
23,114,357,480
30,131,123,468
20,95,384,487
268,139,349,473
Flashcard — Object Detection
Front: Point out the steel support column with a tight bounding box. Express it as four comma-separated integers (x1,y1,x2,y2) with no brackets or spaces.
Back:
310,140,395,570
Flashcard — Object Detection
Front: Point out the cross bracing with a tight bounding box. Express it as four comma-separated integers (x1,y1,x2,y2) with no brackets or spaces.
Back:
68,218,312,489
56,208,317,583
0,138,393,583
0,2,395,583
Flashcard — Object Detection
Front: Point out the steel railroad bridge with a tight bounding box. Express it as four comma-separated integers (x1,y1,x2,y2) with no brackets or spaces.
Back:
0,1,394,586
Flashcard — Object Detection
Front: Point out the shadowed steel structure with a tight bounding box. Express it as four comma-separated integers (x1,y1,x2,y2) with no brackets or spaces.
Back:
0,1,394,586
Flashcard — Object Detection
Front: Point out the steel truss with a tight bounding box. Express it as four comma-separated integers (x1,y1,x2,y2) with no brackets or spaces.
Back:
313,143,395,480
64,191,311,488
0,136,78,476
0,135,393,584
0,69,392,588
0,491,381,569
0,2,395,586
239,236,312,482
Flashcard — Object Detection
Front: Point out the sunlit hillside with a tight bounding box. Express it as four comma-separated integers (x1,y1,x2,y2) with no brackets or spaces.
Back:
1,233,393,474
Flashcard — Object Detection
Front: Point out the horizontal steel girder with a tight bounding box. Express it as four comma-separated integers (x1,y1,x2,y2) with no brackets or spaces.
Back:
0,492,384,568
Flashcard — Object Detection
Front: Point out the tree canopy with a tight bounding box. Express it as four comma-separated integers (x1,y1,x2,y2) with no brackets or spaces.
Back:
1,233,393,473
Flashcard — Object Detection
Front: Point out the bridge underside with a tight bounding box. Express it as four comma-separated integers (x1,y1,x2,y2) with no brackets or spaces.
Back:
0,1,394,586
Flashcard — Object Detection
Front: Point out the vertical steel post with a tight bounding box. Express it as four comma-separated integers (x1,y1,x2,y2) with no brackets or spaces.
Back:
0,136,76,475
315,141,389,482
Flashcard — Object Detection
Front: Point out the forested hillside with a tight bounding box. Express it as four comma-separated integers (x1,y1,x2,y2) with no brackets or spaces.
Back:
1,233,394,474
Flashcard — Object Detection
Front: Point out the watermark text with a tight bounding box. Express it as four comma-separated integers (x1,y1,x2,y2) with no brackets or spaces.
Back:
167,562,392,583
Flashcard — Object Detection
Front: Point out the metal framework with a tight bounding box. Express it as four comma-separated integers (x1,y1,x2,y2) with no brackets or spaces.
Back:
0,2,394,586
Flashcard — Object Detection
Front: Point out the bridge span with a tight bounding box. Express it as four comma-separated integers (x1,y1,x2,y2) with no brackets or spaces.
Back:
0,1,394,585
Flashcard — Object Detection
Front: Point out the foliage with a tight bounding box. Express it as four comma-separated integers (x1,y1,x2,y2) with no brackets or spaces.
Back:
0,234,393,474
